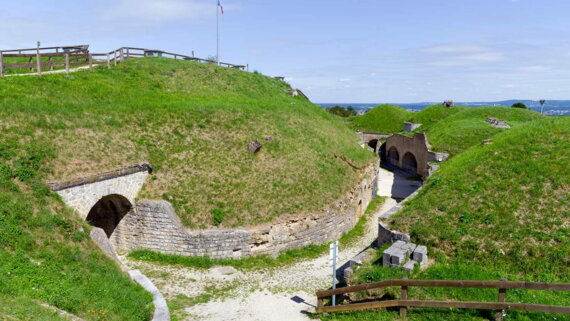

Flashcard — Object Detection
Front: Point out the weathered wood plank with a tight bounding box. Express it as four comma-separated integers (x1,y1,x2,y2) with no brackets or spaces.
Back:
317,280,570,298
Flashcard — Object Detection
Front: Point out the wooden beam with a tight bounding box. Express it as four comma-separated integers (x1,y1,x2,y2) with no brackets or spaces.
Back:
65,54,70,73
36,48,42,75
0,52,3,76
400,277,408,319
317,280,570,298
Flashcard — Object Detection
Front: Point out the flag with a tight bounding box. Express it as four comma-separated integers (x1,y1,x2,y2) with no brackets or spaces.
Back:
218,0,224,14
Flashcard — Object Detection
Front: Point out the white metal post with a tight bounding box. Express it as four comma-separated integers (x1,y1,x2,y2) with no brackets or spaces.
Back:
330,240,339,306
216,1,220,66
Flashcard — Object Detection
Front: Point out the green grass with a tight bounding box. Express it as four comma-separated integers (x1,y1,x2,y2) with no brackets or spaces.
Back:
323,117,570,320
0,296,69,321
3,56,89,75
0,57,375,228
407,104,470,129
0,138,153,319
348,104,412,133
324,117,570,320
129,196,388,269
390,117,570,277
420,106,544,156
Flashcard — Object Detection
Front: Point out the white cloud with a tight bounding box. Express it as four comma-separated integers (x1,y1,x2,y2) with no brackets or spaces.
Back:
422,44,490,54
339,78,352,82
424,43,504,67
518,65,549,72
100,0,213,23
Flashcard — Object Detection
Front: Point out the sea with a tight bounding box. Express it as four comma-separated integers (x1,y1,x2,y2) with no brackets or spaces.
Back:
319,100,570,116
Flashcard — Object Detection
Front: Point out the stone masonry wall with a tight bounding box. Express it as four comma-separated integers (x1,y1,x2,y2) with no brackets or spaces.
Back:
112,163,378,259
55,170,149,219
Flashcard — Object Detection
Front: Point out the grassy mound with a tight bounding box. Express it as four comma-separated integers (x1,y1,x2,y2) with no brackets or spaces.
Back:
422,106,544,156
0,138,153,319
390,116,570,277
328,117,570,320
348,104,411,133
0,57,374,228
407,104,469,130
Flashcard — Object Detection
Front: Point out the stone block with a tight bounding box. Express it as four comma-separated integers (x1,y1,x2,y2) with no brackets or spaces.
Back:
403,260,416,272
389,249,406,266
412,245,427,262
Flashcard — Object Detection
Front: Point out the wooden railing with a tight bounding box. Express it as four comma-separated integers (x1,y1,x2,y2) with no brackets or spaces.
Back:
0,45,246,76
316,278,570,319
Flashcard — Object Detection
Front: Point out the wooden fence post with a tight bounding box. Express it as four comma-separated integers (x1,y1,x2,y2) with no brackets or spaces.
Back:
114,50,117,66
65,54,70,73
495,278,507,321
0,52,4,76
107,53,111,68
89,54,93,70
400,277,408,319
48,56,53,71
316,296,324,314
36,48,42,75
120,48,124,62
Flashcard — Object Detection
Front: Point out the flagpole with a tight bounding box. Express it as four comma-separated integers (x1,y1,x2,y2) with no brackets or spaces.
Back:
216,1,220,66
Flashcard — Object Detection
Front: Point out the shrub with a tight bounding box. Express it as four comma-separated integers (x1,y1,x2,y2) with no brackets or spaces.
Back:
512,102,527,109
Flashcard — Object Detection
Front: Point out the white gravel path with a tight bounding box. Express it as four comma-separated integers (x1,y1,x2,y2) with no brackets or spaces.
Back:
122,168,402,321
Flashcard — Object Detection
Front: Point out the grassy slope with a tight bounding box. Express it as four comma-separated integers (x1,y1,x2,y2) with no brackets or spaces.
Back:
422,106,544,156
348,104,411,133
325,117,570,321
0,58,374,228
0,139,152,319
407,104,470,129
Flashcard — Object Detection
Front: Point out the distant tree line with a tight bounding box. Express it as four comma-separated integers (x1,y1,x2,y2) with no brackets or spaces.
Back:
326,105,358,117
512,102,527,109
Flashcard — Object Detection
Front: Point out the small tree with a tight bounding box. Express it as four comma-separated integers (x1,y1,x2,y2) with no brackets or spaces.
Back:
512,102,527,109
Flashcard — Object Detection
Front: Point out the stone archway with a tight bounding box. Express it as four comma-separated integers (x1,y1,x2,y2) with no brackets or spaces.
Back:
387,146,400,166
86,194,132,238
367,139,379,152
402,152,418,173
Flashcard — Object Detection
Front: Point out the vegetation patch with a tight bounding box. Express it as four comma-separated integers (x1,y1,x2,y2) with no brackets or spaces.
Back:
348,104,411,133
420,106,544,155
0,136,153,320
406,104,469,130
326,117,570,320
0,58,374,228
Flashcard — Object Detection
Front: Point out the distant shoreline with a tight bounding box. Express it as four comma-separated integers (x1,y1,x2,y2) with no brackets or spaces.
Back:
318,102,570,116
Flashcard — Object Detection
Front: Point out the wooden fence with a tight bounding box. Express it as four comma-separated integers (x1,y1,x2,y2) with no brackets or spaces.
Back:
316,278,570,319
0,45,246,76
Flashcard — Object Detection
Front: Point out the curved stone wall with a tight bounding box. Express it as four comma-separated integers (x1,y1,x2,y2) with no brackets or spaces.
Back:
111,163,378,259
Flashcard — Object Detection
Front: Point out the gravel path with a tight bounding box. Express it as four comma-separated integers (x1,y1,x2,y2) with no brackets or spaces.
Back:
122,168,400,321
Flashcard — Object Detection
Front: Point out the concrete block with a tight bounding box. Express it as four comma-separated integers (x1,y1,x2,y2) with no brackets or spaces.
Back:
412,245,428,262
389,249,406,266
403,260,417,272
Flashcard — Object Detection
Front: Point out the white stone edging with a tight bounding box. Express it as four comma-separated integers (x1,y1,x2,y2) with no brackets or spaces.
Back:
128,270,170,321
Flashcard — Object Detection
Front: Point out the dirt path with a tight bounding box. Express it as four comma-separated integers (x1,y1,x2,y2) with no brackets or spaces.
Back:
122,168,401,321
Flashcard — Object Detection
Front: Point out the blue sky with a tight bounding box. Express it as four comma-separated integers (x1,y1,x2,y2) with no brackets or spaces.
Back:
2,0,570,103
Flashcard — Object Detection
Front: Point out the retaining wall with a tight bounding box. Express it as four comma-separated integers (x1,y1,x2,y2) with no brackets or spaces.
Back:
112,163,378,259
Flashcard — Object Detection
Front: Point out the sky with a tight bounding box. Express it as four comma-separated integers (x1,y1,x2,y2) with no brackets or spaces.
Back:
2,0,570,103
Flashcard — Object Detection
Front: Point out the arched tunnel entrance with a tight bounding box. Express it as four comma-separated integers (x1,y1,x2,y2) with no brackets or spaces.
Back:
367,139,379,152
387,146,400,166
402,152,418,173
86,194,132,238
